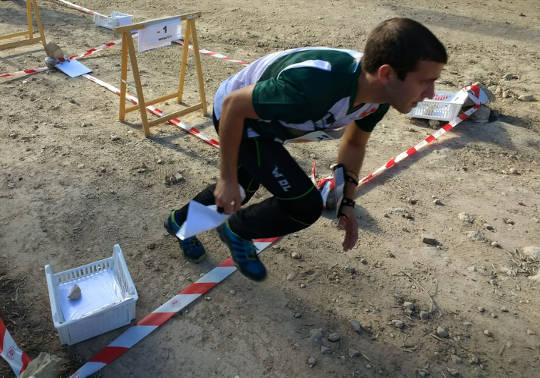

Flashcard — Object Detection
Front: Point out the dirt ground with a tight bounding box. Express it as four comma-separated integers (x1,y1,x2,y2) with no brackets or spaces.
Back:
1,0,540,377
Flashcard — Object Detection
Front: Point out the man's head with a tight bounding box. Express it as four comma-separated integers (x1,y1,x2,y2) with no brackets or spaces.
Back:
362,18,447,80
362,18,447,113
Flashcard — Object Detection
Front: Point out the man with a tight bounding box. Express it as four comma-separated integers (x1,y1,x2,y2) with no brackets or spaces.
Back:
164,18,447,281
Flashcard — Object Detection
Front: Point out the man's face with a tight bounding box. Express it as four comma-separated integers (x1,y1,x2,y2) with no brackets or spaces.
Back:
385,60,444,114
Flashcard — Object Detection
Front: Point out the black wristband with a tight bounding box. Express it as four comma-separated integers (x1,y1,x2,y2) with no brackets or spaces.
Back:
341,197,355,208
344,174,358,186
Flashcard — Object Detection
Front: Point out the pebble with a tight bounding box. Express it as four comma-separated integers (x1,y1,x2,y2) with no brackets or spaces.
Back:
310,328,324,345
421,233,439,246
527,329,536,336
77,163,85,169
483,329,493,337
299,283,306,288
522,246,540,259
500,306,508,312
291,251,302,259
484,224,494,231
418,369,430,377
350,320,363,334
419,311,429,320
491,241,501,248
508,168,520,175
447,368,459,376
293,312,302,319
436,327,449,338
286,273,296,281
451,355,463,364
408,198,418,205
100,167,107,173
307,356,317,368
503,73,518,80
433,199,443,206
465,231,487,242
157,159,163,164
458,212,474,223
403,302,415,311
349,348,360,358
320,345,331,354
503,217,515,225
229,290,236,295
345,266,356,274
110,135,121,141
360,258,368,265
491,313,498,319
469,355,480,365
328,333,341,342
518,94,535,102
68,284,81,300
391,320,405,329
478,306,485,313
204,296,211,301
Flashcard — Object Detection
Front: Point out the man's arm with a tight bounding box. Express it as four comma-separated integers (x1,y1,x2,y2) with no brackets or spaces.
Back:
214,84,258,214
336,122,371,250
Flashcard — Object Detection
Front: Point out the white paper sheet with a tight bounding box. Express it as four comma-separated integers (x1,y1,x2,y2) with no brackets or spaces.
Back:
138,19,181,52
177,201,230,240
55,59,92,78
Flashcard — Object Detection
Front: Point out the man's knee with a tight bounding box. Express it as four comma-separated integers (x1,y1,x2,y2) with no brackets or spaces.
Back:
282,188,323,226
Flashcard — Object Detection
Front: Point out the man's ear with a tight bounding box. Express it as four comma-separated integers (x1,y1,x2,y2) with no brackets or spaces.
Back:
377,64,394,84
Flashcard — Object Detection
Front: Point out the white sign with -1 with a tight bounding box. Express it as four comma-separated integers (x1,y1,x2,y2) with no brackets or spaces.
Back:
138,18,182,52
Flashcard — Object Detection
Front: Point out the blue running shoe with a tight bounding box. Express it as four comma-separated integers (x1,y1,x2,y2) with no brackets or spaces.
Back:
217,221,267,281
164,211,206,263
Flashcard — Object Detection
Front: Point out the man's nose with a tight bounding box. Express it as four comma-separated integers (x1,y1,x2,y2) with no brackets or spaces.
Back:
423,83,435,99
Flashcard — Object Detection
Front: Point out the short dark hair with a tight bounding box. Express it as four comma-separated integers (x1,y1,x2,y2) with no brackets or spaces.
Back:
362,18,447,80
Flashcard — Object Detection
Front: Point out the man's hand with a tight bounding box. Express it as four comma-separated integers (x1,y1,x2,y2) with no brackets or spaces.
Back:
337,205,358,251
214,178,242,214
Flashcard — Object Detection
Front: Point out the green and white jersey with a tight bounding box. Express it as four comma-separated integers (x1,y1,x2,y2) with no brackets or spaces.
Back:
213,47,389,143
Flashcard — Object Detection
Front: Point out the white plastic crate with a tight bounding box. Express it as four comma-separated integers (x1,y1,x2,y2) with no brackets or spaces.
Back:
407,90,468,121
94,11,133,30
45,245,138,345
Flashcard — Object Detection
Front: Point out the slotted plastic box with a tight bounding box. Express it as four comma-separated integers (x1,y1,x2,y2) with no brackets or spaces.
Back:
94,11,133,30
45,244,138,345
407,90,468,121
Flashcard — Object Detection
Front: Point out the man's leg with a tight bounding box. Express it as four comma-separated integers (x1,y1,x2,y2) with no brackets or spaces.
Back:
216,137,323,281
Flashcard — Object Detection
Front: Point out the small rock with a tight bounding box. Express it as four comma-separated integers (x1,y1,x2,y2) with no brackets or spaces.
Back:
419,311,429,320
320,345,331,354
291,251,302,259
484,224,494,231
447,368,460,376
451,355,463,364
360,258,368,265
418,369,430,377
500,307,508,312
478,306,485,313
229,290,236,295
428,119,441,129
503,217,515,225
526,329,536,336
293,312,302,319
100,167,107,173
491,241,501,248
349,348,360,358
433,199,443,205
408,198,418,205
522,246,540,260
77,163,85,169
458,212,474,223
299,283,306,288
391,320,405,329
518,94,535,102
286,273,296,281
111,135,121,141
204,296,211,301
483,329,493,337
345,266,356,274
490,313,498,319
508,168,520,175
307,356,317,368
157,159,163,164
465,231,487,242
310,328,324,345
350,320,363,334
503,73,518,80
68,284,81,300
436,327,449,338
421,233,439,246
403,302,415,311
469,355,480,365
328,333,341,342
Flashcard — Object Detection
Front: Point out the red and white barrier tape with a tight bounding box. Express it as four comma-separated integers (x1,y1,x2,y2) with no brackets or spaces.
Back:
173,41,249,66
52,0,104,17
357,84,482,187
69,237,279,378
0,316,31,376
82,74,219,147
0,38,122,79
